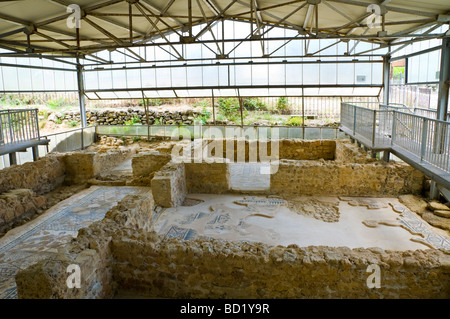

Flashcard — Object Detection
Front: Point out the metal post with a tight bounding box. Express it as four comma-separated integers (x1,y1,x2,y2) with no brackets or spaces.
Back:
371,109,376,148
212,90,216,125
430,181,439,199
9,152,17,165
302,88,305,138
352,105,356,135
76,58,87,128
383,54,390,105
32,146,39,161
391,111,396,145
420,118,428,162
7,111,13,143
437,37,449,122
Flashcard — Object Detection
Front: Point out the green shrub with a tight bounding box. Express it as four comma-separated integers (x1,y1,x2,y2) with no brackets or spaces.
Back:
133,136,141,142
243,98,268,111
284,116,304,126
69,120,78,127
125,115,141,125
148,99,163,106
216,98,247,123
193,99,210,109
48,98,69,109
274,97,290,114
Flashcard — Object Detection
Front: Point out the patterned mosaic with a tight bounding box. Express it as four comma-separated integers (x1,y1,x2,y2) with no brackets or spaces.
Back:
0,186,149,299
340,197,450,250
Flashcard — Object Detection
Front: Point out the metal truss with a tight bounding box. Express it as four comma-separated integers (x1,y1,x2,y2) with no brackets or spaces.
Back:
0,0,447,67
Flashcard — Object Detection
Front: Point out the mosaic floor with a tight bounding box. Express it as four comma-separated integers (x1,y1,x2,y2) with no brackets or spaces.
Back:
154,194,450,251
229,163,270,191
0,186,149,299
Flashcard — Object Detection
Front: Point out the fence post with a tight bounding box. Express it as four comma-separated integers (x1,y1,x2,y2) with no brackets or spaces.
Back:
353,105,356,135
372,109,377,148
420,118,428,162
391,111,396,145
7,111,13,143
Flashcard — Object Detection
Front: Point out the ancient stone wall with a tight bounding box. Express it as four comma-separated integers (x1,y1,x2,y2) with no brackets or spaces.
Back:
270,160,425,197
132,151,172,177
201,139,336,162
0,155,65,195
63,149,133,184
334,139,374,163
112,237,450,299
185,161,230,194
0,155,66,230
0,189,46,228
15,191,154,299
48,109,201,126
151,162,187,207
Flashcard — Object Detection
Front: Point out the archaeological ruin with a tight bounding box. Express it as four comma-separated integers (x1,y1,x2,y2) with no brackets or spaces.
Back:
0,0,449,305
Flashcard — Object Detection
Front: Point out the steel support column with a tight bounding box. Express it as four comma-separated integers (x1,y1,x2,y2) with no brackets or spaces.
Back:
76,58,87,128
437,37,449,121
382,54,390,105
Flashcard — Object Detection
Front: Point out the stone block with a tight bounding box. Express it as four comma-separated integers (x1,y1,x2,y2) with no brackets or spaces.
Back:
151,162,187,207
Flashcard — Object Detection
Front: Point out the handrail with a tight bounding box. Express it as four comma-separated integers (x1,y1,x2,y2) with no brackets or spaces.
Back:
340,102,450,176
0,108,40,146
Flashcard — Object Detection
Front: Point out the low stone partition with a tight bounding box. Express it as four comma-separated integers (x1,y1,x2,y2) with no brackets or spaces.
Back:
185,161,230,194
151,162,187,207
270,160,425,197
0,189,46,228
201,139,337,162
132,151,172,177
112,237,450,299
0,155,65,195
15,191,154,299
0,155,66,230
63,148,134,183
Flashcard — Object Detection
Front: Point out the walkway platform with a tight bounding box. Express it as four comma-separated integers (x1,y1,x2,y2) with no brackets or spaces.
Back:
0,139,49,165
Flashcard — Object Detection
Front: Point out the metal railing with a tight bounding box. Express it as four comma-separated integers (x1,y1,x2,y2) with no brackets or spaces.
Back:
379,104,450,120
0,109,40,145
341,102,450,174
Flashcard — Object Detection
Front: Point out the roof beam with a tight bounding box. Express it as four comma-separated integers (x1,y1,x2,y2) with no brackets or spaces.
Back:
194,0,238,40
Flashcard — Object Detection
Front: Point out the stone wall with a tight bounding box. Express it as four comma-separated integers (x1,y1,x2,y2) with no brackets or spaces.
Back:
132,151,172,177
151,162,187,207
0,155,66,230
201,139,337,162
0,189,46,228
270,160,425,197
15,191,154,299
0,155,65,195
48,109,201,126
63,149,134,184
185,161,230,194
112,237,450,299
334,139,374,163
